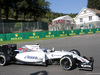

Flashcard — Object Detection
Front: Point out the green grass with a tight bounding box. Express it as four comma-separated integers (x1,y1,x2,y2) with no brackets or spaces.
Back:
0,37,67,45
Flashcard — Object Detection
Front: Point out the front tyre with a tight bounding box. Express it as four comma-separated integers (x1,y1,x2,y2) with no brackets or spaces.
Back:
60,55,75,70
43,60,48,67
70,49,81,56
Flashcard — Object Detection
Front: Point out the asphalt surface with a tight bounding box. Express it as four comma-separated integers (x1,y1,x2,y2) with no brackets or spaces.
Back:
1,33,100,75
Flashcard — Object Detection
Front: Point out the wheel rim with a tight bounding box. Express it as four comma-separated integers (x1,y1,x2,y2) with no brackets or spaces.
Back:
61,58,71,69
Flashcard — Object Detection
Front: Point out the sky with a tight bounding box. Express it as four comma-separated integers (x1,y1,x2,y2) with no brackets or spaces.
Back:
45,0,88,14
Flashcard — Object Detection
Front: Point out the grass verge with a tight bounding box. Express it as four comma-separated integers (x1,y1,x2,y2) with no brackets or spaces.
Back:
0,37,67,45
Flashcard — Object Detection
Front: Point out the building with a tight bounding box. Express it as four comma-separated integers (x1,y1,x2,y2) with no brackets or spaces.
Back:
49,15,74,31
74,7,100,29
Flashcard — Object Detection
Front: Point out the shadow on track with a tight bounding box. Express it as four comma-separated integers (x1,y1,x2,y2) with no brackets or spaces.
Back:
30,71,48,75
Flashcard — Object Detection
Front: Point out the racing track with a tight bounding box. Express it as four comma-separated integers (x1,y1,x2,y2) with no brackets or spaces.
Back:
0,33,100,75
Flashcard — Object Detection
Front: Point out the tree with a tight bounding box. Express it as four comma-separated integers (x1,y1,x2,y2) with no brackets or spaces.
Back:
87,0,100,10
0,0,18,21
0,0,51,22
12,0,19,20
16,0,50,22
69,13,77,18
0,0,2,22
30,0,50,22
17,0,29,20
0,0,5,22
1,0,12,21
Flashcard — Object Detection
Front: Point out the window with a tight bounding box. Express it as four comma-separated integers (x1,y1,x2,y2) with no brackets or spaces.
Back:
80,18,83,22
89,16,92,21
84,10,86,13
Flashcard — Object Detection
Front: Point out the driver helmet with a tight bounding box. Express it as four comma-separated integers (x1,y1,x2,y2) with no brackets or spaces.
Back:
42,48,47,52
36,43,39,45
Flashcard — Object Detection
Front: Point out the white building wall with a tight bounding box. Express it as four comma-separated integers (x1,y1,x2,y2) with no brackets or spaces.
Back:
74,8,100,29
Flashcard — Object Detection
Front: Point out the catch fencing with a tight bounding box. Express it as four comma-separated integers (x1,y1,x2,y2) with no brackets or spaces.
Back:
0,22,48,34
0,28,100,41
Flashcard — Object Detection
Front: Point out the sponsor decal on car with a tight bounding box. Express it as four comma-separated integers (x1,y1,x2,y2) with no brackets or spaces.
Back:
24,55,38,59
81,64,91,67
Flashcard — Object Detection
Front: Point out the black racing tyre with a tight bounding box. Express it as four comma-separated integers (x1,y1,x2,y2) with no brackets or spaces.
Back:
0,54,6,66
43,60,48,67
70,49,81,56
0,54,10,66
60,55,75,70
0,46,2,52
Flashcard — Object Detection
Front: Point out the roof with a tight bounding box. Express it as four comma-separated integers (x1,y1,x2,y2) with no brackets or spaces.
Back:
87,8,100,14
52,15,73,21
74,7,100,20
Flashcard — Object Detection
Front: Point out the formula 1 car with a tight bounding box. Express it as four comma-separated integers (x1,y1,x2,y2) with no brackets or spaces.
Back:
0,44,94,71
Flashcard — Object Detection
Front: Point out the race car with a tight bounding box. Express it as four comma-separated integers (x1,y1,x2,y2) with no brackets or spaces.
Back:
0,44,94,71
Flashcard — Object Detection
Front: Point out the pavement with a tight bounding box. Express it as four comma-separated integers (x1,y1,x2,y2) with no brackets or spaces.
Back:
0,33,100,75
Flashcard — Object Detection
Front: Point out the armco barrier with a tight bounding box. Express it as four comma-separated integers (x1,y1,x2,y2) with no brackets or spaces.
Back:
68,30,79,36
95,28,100,33
78,29,86,35
0,34,6,41
59,31,68,37
6,33,27,41
86,29,95,34
0,28,100,41
45,31,55,38
27,32,40,39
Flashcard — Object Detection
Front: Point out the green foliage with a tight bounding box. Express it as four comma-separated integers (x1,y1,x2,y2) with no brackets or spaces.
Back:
0,0,51,21
0,0,77,23
1,9,4,14
14,22,22,28
69,13,77,18
87,0,100,10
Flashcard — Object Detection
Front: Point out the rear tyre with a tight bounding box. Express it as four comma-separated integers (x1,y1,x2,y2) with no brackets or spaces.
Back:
70,49,81,56
0,54,10,66
60,55,75,70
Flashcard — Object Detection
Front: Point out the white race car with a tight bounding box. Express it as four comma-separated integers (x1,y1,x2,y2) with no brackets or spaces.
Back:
0,44,94,71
